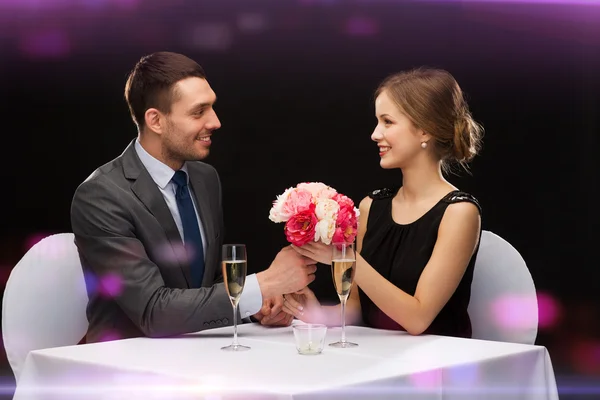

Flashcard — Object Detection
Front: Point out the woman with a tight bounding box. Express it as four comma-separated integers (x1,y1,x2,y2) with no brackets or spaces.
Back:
284,68,483,338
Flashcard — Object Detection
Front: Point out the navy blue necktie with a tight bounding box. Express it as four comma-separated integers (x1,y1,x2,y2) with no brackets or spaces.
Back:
172,170,205,288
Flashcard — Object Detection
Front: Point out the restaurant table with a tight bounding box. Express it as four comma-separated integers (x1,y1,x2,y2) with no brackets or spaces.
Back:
14,321,558,399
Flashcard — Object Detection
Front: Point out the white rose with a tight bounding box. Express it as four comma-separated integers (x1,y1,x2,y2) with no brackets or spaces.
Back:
313,199,339,244
314,198,339,221
268,187,294,223
314,216,337,245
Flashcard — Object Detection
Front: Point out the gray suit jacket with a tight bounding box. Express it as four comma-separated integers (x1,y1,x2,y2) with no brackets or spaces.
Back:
71,140,235,342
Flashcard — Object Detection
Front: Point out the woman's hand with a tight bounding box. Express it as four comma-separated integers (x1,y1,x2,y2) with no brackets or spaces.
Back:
282,287,323,324
291,242,333,265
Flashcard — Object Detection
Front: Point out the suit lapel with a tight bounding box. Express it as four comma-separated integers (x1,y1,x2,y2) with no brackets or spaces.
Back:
123,142,192,287
187,167,217,287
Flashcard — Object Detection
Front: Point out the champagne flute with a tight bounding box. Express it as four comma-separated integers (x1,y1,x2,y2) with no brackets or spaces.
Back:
329,242,358,348
221,244,250,351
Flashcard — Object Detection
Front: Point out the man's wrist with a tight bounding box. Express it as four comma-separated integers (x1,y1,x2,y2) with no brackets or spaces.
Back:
256,270,276,299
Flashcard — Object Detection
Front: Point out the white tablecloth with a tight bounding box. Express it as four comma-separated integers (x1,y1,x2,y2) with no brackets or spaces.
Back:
14,322,558,399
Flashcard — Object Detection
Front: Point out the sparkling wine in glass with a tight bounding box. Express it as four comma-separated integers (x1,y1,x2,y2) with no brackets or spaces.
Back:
329,242,358,348
221,244,250,351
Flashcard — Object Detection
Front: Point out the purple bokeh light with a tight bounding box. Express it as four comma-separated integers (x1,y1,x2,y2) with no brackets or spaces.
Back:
98,272,123,298
0,0,145,9
83,271,98,296
447,363,480,386
98,329,121,342
19,30,71,58
237,12,269,34
344,16,380,36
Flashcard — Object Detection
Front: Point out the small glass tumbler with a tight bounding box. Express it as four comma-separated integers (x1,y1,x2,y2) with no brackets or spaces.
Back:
293,324,328,355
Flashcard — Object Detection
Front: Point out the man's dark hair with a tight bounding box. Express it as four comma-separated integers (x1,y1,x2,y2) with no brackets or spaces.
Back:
124,51,206,131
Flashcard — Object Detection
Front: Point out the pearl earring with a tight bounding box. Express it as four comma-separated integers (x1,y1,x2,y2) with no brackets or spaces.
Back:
421,142,428,149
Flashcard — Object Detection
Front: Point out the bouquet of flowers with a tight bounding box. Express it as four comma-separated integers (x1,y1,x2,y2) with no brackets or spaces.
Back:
269,182,360,246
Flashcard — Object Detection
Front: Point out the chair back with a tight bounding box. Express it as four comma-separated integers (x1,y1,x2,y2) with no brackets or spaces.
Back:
2,233,89,381
468,230,538,344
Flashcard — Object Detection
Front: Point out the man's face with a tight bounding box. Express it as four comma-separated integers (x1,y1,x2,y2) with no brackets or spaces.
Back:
161,77,221,163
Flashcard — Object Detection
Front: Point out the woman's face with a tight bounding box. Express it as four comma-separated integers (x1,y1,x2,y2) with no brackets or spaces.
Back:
371,90,425,170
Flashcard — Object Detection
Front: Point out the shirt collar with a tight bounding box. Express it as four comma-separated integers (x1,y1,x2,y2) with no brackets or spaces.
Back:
134,139,188,189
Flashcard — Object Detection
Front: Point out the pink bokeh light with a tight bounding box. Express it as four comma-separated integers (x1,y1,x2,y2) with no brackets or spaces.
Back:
24,233,50,251
491,294,539,329
409,368,442,388
98,272,123,298
537,292,561,329
98,329,121,342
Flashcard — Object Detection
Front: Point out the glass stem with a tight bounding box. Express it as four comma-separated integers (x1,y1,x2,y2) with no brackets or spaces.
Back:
341,296,347,343
233,303,239,346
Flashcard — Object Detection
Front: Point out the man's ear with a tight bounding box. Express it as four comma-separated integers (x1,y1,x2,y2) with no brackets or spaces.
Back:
144,108,164,135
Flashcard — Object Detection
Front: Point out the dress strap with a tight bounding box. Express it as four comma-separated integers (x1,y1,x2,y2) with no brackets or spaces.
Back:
441,191,482,215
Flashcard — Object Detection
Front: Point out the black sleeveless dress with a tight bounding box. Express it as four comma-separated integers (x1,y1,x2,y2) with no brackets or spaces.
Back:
358,188,482,338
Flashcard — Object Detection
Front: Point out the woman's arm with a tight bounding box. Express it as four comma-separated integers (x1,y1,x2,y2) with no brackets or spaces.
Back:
355,201,481,335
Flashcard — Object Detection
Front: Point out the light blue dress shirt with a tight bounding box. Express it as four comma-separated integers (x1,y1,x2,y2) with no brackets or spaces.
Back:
135,140,263,319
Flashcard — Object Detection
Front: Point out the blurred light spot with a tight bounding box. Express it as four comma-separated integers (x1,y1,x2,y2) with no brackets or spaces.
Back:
409,369,441,388
98,329,121,342
98,272,123,298
183,23,233,51
81,0,110,9
491,294,538,329
84,271,98,296
537,292,561,329
236,12,269,34
570,340,600,375
344,16,380,36
447,363,480,386
113,0,141,10
298,0,340,5
19,29,70,58
155,242,189,265
0,265,11,286
24,233,49,250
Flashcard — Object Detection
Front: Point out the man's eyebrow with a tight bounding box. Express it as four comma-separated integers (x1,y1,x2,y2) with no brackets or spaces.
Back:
189,99,216,111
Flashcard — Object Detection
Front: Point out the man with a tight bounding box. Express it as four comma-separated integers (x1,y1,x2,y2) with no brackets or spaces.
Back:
71,52,316,343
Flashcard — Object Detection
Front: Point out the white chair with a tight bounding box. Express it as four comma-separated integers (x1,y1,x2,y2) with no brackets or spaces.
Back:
468,230,538,345
2,233,89,381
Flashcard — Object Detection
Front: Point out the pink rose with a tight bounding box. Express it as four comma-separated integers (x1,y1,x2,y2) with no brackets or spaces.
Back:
280,188,313,219
333,193,355,210
298,182,337,200
285,206,318,246
333,205,358,245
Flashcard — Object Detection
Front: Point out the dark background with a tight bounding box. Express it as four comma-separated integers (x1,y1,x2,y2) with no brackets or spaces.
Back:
1,0,599,398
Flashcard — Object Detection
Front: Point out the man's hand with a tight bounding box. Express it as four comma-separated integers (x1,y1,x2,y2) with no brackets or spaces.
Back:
257,246,318,299
253,296,293,326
